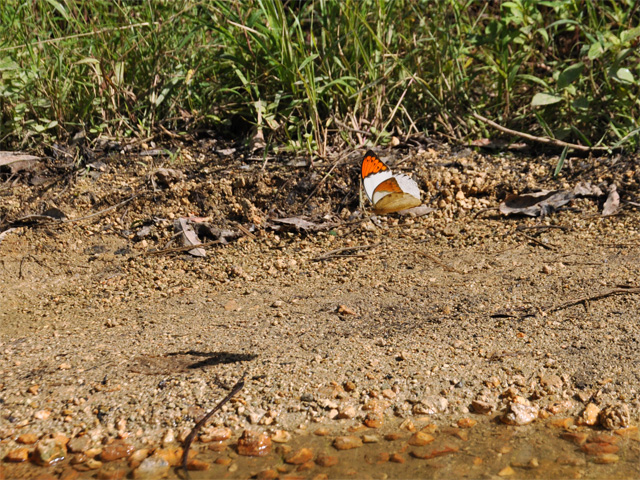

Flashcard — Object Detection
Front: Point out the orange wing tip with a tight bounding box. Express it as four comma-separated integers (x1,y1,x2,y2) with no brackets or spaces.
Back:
361,150,389,178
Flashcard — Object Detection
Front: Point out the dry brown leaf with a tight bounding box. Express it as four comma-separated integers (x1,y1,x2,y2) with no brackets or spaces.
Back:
602,184,620,217
499,190,574,217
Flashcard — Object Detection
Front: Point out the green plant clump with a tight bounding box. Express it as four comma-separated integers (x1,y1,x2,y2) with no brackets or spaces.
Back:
0,0,638,152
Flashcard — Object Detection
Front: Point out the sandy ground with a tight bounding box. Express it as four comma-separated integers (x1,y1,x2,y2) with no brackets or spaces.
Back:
1,145,639,478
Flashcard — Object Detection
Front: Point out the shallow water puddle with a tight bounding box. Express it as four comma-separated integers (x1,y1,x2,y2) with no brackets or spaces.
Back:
2,417,638,479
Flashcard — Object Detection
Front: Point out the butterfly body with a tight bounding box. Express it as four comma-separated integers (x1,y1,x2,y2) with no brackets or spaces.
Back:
361,150,421,214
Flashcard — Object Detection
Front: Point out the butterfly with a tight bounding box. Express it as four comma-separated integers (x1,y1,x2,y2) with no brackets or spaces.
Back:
361,150,421,214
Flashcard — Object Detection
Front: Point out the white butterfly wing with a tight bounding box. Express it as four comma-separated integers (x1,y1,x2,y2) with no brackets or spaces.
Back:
363,169,393,203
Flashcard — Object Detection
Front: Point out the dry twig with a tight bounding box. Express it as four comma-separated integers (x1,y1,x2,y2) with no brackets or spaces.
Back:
301,154,347,208
144,239,223,256
181,372,246,479
472,113,612,152
517,232,557,250
546,287,640,314
63,193,142,224
413,250,464,273
312,243,380,261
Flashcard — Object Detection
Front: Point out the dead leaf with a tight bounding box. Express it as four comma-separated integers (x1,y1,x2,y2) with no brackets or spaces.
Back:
602,184,620,216
0,228,18,245
194,222,242,244
397,205,435,217
573,181,604,197
499,190,574,217
10,207,67,226
270,217,335,233
174,218,206,257
0,152,41,174
153,168,183,188
248,126,266,153
41,207,67,221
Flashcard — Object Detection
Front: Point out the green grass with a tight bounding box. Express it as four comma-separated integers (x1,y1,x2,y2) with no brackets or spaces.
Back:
0,0,638,153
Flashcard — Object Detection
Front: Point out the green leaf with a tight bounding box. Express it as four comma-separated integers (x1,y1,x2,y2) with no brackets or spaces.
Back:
531,92,563,106
554,146,568,177
557,62,584,89
621,27,640,45
588,42,604,60
613,67,634,84
572,97,589,111
517,74,550,88
44,0,70,22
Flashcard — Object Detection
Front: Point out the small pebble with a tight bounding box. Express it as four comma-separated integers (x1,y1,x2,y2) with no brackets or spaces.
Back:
408,431,434,446
68,436,91,453
34,409,51,420
237,430,272,456
296,460,316,471
498,466,515,476
186,459,210,471
411,444,459,459
128,449,150,469
285,447,313,465
581,443,619,455
501,402,539,425
337,405,357,419
133,455,170,479
599,404,630,430
561,432,588,445
70,453,89,465
33,438,66,466
271,430,292,443
84,458,103,470
457,418,476,428
413,396,448,415
161,429,174,446
316,454,338,467
154,448,183,466
615,425,638,437
256,469,279,480
200,426,232,443
471,400,494,414
589,434,619,445
399,419,416,432
97,465,127,480
364,412,384,428
100,442,134,462
578,403,600,426
549,417,574,429
5,448,29,462
389,453,405,463
333,436,362,450
593,454,619,464
344,381,356,392
16,433,39,444
337,305,357,315
365,452,389,464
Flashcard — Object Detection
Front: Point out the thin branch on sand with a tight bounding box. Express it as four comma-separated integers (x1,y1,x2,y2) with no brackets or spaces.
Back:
181,372,246,478
546,287,640,314
312,243,380,261
472,113,612,152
